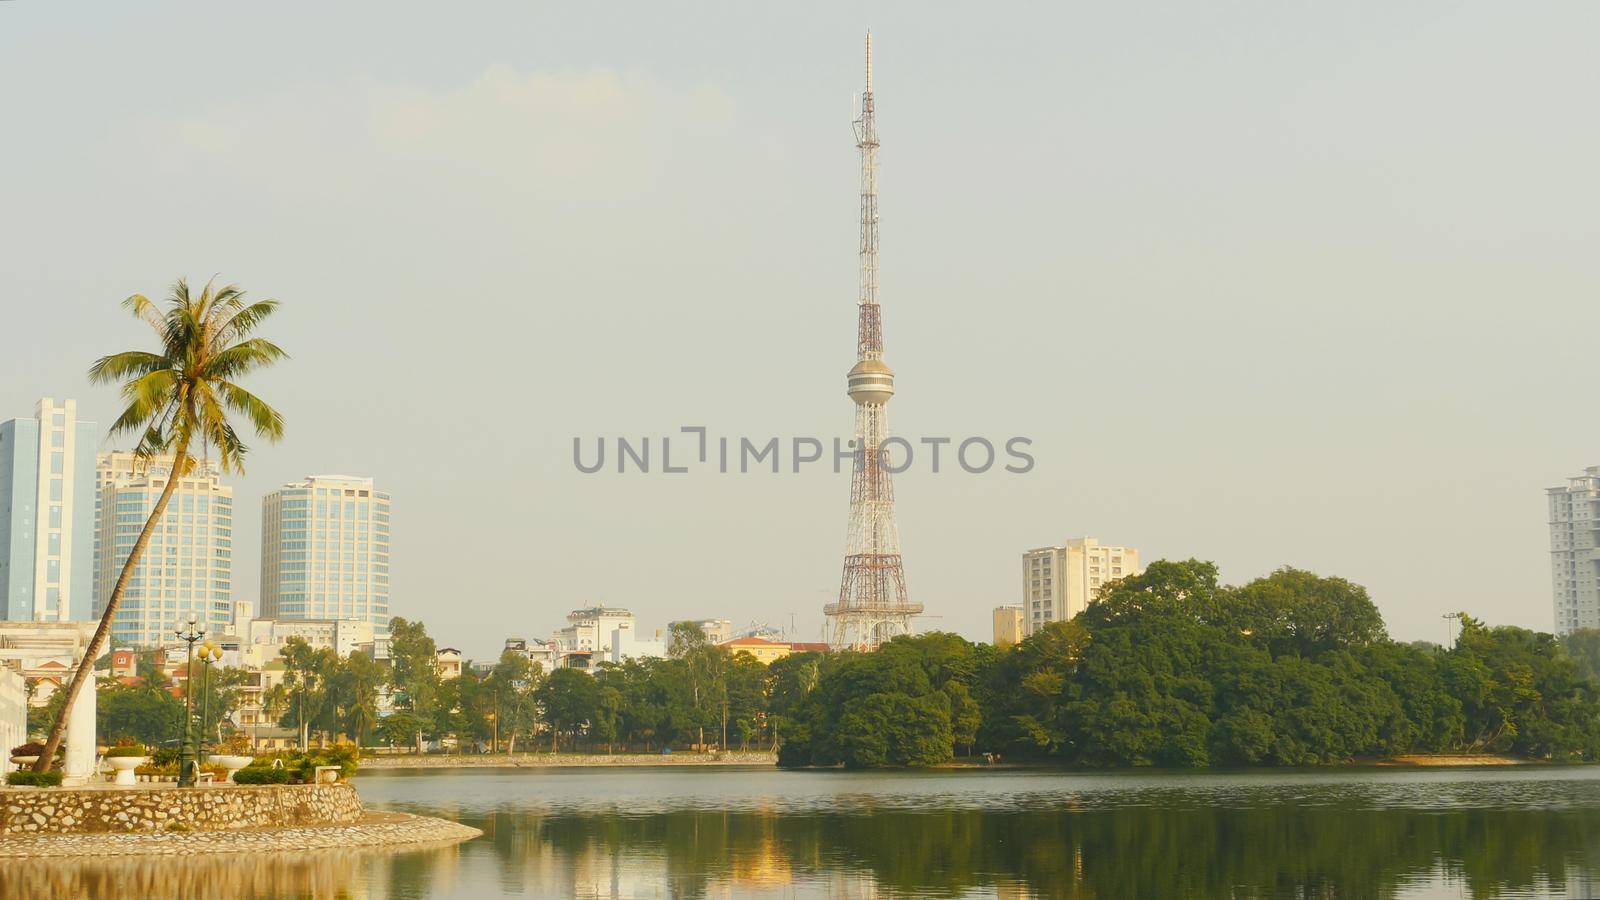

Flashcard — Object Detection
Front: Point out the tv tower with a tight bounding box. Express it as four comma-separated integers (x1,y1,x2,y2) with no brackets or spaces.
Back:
825,33,923,651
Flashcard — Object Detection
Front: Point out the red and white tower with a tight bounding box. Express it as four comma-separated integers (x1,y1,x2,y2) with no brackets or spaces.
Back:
825,33,922,650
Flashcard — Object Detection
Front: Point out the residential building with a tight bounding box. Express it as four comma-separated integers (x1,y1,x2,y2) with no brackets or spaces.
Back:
260,474,391,628
1021,538,1141,636
992,606,1024,647
608,622,666,662
109,648,138,678
719,636,792,665
1549,465,1600,633
243,617,376,664
504,637,557,672
672,618,733,644
556,607,635,655
0,398,98,621
94,452,233,647
437,647,463,680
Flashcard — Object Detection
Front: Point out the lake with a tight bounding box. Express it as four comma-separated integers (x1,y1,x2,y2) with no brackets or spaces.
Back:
9,765,1600,898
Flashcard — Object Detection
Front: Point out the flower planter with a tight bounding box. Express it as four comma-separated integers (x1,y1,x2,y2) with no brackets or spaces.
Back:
106,756,147,786
212,755,255,783
10,755,39,767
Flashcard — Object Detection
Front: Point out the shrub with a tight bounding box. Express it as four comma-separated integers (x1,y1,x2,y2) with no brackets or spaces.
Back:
233,766,290,785
220,731,252,755
135,762,178,777
10,742,45,758
6,770,64,787
150,746,179,766
105,742,147,758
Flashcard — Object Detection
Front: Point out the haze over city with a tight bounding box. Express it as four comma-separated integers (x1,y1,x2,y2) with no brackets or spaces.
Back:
4,2,1598,659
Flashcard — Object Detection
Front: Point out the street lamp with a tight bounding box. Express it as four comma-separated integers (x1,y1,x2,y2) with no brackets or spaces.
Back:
197,640,223,765
174,618,205,787
1443,612,1464,649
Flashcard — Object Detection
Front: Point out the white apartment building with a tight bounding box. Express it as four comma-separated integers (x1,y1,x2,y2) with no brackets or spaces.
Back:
94,452,233,647
556,607,635,654
242,617,377,664
1549,466,1600,634
608,622,667,662
0,398,98,622
1021,537,1141,636
260,474,391,628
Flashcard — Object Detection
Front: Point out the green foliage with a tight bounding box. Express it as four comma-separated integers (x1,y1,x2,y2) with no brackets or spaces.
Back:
962,562,1600,767
6,770,64,787
779,633,978,768
104,742,147,758
98,679,183,746
232,766,290,785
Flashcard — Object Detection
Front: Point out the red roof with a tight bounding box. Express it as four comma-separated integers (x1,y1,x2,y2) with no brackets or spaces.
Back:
721,637,782,647
788,642,831,653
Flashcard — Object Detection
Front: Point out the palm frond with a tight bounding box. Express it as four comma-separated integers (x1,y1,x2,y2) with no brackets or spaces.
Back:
218,380,285,442
202,338,289,381
88,351,170,385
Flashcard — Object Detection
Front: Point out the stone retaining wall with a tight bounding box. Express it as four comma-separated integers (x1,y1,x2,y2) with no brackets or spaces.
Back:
0,783,362,835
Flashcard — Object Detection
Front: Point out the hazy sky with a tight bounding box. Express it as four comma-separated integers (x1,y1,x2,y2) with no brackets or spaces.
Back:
3,3,1597,660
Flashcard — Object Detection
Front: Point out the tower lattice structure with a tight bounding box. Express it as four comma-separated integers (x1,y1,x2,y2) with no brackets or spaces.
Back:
825,33,922,651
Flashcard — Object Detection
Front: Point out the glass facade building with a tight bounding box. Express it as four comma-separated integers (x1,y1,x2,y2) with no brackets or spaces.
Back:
0,398,98,622
95,453,233,646
260,475,390,627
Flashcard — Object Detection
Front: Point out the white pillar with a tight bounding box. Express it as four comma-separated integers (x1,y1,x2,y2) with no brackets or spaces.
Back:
63,679,97,784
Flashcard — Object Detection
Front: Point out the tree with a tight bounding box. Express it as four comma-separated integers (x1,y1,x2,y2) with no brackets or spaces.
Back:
98,679,184,746
491,650,542,753
537,668,602,751
37,279,285,772
333,650,386,749
278,638,337,748
390,617,444,753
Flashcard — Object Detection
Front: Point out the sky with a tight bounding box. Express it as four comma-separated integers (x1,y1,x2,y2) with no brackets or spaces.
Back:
2,3,1597,660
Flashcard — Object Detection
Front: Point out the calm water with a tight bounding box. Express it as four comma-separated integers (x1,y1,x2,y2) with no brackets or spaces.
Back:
8,765,1600,898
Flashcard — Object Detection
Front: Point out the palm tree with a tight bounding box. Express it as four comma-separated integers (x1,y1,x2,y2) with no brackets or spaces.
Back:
34,279,285,772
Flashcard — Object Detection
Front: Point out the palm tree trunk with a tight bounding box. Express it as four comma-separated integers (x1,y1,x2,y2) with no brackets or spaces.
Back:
35,441,190,772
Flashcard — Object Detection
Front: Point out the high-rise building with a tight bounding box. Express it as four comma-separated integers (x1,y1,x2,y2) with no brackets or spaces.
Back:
1021,538,1141,636
992,606,1024,648
94,452,234,646
826,34,922,650
0,398,98,621
1548,465,1600,634
260,475,390,628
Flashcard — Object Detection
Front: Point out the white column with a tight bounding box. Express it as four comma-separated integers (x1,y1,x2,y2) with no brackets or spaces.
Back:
63,677,97,783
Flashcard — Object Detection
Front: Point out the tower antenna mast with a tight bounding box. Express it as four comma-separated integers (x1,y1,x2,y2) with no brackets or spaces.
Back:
826,32,922,651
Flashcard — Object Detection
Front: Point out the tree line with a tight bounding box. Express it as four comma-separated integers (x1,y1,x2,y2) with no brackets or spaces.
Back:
778,561,1600,767
80,561,1600,766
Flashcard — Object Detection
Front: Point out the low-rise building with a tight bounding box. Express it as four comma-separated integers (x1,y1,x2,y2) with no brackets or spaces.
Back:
556,607,635,655
608,623,666,662
109,648,138,678
672,618,734,644
437,647,463,680
719,637,793,665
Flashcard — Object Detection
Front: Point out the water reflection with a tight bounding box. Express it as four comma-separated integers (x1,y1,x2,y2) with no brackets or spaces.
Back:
7,767,1600,899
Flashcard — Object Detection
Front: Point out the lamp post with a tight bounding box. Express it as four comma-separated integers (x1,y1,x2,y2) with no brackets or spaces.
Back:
198,640,222,765
174,618,205,787
1443,612,1464,649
